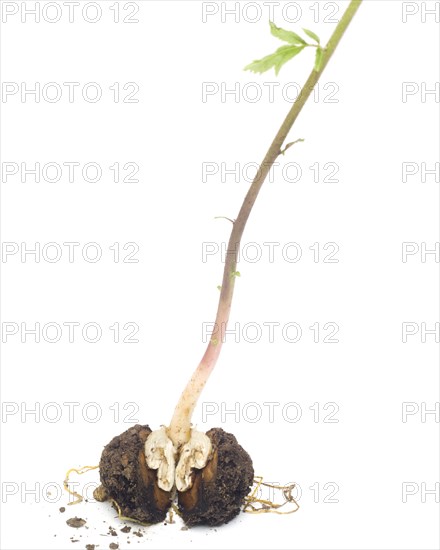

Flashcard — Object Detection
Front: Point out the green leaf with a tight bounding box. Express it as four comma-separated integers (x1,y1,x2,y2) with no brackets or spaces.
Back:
303,27,320,44
244,44,305,75
270,21,306,45
314,47,324,72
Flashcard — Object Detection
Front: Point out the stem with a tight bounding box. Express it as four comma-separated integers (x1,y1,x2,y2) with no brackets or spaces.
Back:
168,0,363,449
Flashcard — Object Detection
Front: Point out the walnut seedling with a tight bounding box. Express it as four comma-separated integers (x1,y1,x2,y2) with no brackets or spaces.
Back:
95,1,362,527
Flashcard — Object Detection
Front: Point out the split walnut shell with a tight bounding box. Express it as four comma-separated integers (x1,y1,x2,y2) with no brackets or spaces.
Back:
96,424,254,526
97,424,172,524
177,427,254,526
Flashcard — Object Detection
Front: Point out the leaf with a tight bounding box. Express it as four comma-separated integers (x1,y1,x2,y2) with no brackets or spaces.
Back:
244,44,305,75
303,27,320,44
314,47,324,72
270,21,306,45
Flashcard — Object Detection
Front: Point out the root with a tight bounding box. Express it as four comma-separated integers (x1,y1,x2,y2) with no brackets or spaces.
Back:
110,498,183,527
64,463,154,526
63,465,99,505
110,498,152,527
243,476,300,515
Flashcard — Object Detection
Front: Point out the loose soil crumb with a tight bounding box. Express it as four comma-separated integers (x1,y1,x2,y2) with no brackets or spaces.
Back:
120,526,131,533
59,507,66,513
67,517,87,528
85,545,95,550
132,530,143,537
109,544,119,550
108,527,117,536
93,485,108,502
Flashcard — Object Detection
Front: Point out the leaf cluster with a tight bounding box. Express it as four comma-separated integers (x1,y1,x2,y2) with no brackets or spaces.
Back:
244,22,325,75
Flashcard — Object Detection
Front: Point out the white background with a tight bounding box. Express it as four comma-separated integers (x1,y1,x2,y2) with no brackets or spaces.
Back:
0,1,439,549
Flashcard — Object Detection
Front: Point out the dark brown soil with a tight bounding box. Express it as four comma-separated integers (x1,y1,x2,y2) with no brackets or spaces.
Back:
97,424,172,524
177,428,254,526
